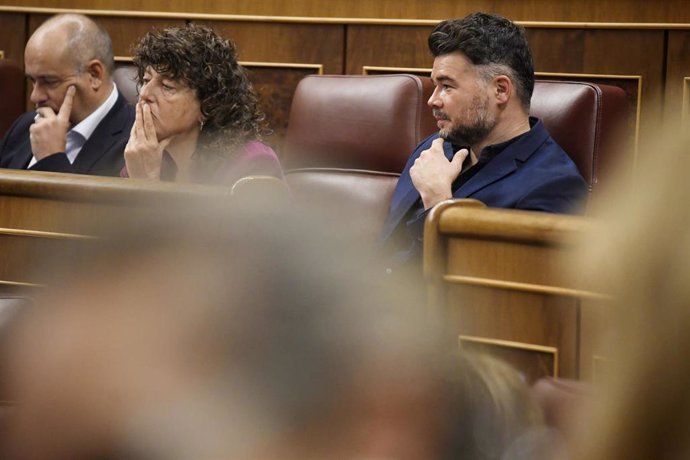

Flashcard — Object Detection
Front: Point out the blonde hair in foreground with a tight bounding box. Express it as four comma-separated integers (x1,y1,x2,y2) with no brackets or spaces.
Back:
570,131,690,460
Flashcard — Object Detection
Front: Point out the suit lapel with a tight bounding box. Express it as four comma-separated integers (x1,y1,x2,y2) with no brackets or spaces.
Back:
456,151,519,198
381,135,451,240
71,93,129,173
8,142,32,169
457,119,550,198
2,114,35,170
381,178,421,240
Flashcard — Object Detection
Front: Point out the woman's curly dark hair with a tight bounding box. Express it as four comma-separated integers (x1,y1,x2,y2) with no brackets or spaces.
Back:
131,23,267,156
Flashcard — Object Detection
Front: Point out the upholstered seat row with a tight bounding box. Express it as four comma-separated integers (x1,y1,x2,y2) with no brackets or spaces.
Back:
1,60,630,239
280,74,629,240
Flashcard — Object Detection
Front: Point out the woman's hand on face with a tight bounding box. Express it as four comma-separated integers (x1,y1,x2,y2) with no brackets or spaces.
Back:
124,102,172,180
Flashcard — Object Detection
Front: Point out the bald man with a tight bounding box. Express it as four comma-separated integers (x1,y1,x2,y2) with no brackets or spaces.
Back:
0,14,134,175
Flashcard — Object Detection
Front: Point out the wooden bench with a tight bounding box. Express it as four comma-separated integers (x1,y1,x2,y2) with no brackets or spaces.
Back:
424,199,608,382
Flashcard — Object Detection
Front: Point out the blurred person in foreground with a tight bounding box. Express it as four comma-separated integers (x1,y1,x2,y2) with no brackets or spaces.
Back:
440,351,561,460
381,12,586,268
0,203,446,460
121,23,282,185
0,14,134,175
564,134,690,460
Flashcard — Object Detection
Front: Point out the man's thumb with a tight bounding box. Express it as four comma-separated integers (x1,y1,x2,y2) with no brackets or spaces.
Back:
450,148,469,173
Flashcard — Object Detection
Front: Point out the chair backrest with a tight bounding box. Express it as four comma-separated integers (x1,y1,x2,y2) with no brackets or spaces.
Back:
530,80,629,193
0,59,25,139
283,74,436,173
112,64,139,105
283,74,436,240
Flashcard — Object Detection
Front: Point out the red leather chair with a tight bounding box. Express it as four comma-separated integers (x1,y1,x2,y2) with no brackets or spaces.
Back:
283,74,436,240
0,59,25,139
112,64,139,105
283,74,436,172
530,80,629,194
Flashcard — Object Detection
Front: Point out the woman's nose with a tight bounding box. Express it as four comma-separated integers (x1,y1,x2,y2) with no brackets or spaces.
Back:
138,81,154,102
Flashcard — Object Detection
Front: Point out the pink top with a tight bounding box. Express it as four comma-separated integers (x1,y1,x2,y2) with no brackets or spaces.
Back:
121,140,283,186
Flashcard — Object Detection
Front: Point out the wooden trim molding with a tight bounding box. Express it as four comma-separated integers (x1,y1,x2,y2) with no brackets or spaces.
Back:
458,334,560,378
116,56,324,74
0,169,228,202
241,61,325,75
5,6,690,29
681,77,690,124
443,274,610,300
0,280,42,288
0,227,96,240
362,65,431,75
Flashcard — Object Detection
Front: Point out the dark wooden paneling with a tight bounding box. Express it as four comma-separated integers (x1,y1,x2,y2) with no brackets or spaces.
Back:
346,25,433,75
5,0,690,23
666,31,690,127
0,13,27,113
92,17,187,56
527,28,665,152
246,65,320,154
0,13,26,64
203,21,344,74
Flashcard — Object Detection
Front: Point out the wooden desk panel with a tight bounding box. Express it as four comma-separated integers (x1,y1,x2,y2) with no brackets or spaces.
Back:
424,200,606,382
0,170,230,290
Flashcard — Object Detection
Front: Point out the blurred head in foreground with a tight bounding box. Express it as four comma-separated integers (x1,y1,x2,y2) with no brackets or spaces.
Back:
1,204,445,460
440,351,555,460
568,134,690,460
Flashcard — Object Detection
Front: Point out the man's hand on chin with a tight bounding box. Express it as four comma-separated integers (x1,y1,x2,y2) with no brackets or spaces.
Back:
410,137,468,210
29,85,75,160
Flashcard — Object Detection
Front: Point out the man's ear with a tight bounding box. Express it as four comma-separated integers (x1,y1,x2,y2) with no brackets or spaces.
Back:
85,59,105,90
493,75,512,105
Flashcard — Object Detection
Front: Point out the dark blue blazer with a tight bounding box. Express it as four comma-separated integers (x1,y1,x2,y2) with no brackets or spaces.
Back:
381,118,588,244
0,92,134,177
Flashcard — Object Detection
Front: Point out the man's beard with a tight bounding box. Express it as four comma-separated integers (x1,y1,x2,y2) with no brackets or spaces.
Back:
435,94,496,147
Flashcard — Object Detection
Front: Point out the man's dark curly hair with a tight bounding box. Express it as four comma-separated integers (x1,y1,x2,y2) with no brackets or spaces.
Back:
132,23,266,156
428,12,535,111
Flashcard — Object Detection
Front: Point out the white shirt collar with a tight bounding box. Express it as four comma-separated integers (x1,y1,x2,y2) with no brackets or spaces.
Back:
71,82,119,141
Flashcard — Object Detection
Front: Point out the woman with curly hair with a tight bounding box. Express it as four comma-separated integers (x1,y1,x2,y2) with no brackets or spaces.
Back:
122,24,282,184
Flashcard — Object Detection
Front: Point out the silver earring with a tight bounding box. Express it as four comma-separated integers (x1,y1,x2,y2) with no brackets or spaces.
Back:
199,120,205,131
